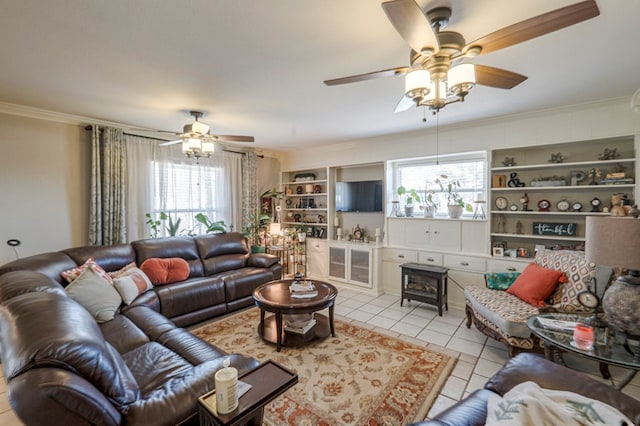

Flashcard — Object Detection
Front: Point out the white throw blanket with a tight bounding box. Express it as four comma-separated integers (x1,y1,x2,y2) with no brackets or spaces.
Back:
486,381,633,425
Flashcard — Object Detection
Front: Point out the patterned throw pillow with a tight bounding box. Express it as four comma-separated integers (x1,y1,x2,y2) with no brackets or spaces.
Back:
534,249,596,312
61,257,113,285
112,267,153,305
484,272,521,290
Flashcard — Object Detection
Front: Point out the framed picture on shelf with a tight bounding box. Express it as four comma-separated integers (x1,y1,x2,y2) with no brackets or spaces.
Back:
492,247,504,257
493,241,507,250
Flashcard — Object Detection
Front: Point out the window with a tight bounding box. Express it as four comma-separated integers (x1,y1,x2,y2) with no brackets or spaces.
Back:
149,161,222,236
388,151,487,217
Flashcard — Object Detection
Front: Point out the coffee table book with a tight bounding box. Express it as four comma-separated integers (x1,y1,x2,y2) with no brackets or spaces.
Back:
198,360,298,426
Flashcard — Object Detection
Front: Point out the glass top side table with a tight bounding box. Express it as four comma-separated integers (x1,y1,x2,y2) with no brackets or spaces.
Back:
528,312,640,390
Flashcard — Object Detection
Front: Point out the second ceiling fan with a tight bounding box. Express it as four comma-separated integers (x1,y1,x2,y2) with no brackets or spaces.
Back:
324,0,600,113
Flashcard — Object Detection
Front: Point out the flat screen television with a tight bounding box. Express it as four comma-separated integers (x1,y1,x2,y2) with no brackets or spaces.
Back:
335,180,383,212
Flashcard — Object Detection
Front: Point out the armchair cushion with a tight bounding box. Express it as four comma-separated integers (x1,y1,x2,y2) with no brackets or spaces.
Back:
506,263,567,307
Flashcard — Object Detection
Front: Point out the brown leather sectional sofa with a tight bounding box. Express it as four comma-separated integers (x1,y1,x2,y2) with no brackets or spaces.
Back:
0,232,282,425
411,353,640,426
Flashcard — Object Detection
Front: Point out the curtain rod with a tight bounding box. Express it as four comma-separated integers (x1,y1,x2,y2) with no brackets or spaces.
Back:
85,125,263,158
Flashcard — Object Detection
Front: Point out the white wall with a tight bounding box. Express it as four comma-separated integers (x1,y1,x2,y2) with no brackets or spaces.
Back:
0,112,89,264
281,98,640,170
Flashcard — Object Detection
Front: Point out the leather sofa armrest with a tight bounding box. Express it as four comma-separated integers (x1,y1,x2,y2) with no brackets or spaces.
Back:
9,367,121,426
409,389,492,426
485,353,640,423
248,253,279,268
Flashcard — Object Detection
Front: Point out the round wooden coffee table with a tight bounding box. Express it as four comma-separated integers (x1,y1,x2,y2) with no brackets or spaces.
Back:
253,279,337,351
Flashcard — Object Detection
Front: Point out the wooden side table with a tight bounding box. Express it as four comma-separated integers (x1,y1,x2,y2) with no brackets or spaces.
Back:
198,360,298,426
400,263,448,316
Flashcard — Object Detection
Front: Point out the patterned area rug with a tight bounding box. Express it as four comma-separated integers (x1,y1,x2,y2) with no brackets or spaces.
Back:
192,308,456,425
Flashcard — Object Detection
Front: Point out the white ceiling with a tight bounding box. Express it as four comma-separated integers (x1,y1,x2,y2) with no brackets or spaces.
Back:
1,0,639,151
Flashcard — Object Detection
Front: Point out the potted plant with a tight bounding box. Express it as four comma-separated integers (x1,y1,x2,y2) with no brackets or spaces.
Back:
435,175,472,219
194,213,227,234
396,186,421,217
296,221,308,242
244,213,270,253
422,186,438,218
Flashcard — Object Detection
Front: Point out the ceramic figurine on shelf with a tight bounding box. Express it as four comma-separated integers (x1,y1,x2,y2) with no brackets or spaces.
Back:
519,193,530,211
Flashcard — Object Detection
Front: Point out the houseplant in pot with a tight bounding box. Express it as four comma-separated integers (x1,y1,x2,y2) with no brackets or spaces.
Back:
422,188,438,218
244,213,270,253
396,186,421,217
436,176,472,219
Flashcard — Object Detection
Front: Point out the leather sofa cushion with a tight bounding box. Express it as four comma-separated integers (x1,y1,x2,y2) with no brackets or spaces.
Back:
155,277,225,319
248,253,279,268
0,290,139,407
120,355,258,425
122,305,177,341
100,314,151,355
122,342,193,396
224,268,276,302
157,328,227,366
0,270,65,303
140,257,190,285
133,237,204,278
196,232,250,274
62,244,136,276
485,353,640,424
0,251,77,284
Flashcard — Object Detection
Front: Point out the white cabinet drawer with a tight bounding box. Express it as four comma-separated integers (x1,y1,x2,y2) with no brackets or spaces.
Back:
444,254,485,272
417,251,443,265
382,248,417,263
486,258,528,272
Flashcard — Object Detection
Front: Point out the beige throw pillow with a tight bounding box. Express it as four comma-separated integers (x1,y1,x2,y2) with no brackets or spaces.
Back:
65,267,122,322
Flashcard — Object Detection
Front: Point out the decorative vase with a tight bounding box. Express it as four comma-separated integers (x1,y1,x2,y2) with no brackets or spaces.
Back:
297,232,306,242
447,205,463,218
601,274,640,339
391,201,403,217
404,205,414,217
423,206,435,218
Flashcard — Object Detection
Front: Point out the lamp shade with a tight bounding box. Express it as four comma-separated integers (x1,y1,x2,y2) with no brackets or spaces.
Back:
448,64,476,88
405,70,430,95
585,216,640,270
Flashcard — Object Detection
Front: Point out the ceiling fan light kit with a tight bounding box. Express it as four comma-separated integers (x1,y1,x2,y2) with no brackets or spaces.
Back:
159,110,254,161
325,0,600,115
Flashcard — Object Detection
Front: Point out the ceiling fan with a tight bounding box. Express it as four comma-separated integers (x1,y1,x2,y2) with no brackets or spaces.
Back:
160,110,254,160
324,0,600,113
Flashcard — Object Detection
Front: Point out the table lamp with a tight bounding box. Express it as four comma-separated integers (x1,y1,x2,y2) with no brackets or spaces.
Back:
585,216,640,357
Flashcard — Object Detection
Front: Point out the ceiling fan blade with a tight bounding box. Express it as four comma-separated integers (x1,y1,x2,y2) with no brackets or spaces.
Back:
324,66,410,86
159,139,182,146
382,0,439,55
214,135,255,143
394,95,415,113
467,0,599,56
474,65,527,89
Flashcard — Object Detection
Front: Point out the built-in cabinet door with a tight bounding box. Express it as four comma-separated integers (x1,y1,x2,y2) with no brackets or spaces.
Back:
404,220,460,251
329,246,346,280
307,239,328,279
349,248,370,284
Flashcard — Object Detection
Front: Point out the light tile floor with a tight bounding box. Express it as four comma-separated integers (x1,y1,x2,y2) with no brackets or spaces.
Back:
0,289,638,424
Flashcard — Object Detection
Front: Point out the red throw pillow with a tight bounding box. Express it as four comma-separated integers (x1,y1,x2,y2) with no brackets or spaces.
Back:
506,263,567,307
140,257,190,285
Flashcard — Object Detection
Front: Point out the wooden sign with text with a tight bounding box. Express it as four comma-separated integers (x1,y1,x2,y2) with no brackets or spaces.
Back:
532,222,577,237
